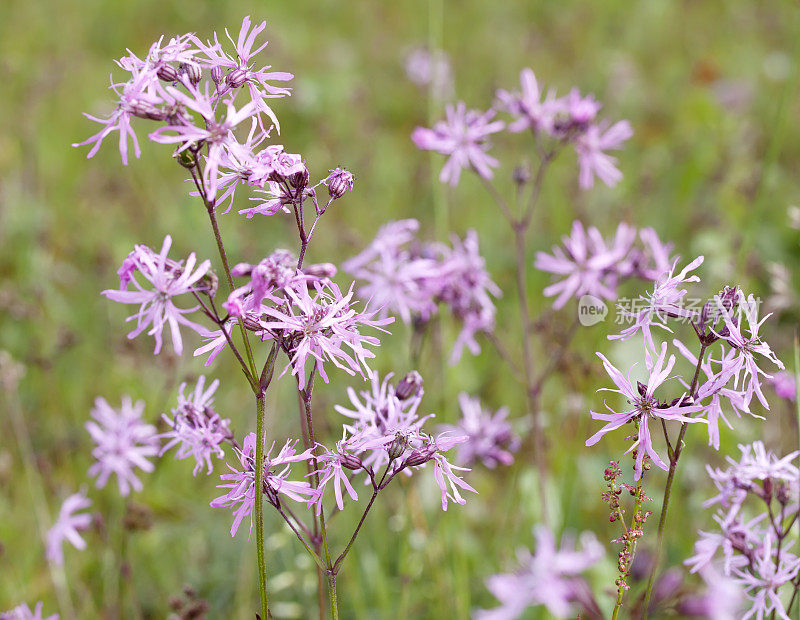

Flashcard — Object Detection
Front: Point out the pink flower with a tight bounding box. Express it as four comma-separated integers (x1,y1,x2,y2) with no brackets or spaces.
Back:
211,435,314,538
46,490,92,566
610,256,704,366
769,371,797,401
1,602,59,620
412,102,504,186
714,290,784,409
495,68,560,134
159,376,232,475
258,279,393,389
534,221,634,310
439,393,520,468
574,120,633,189
477,526,604,619
103,235,211,355
308,435,362,515
586,342,706,479
86,396,159,496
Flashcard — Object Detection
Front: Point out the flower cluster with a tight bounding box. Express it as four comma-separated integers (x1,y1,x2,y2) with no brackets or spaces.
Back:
86,396,159,496
103,235,213,355
685,441,800,619
439,393,520,468
413,67,632,189
211,434,314,537
476,526,604,619
316,371,476,512
344,219,500,363
587,257,785,477
159,375,233,475
534,221,676,310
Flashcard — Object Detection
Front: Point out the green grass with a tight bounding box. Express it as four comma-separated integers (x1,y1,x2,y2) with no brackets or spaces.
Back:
2,0,800,617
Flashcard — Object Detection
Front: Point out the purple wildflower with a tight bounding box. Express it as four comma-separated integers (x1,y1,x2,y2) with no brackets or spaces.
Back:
211,434,314,537
412,102,504,186
0,603,59,620
102,235,212,355
476,526,604,619
534,221,635,310
325,167,354,200
574,120,633,189
770,371,797,401
495,68,560,134
160,376,232,475
586,342,706,479
258,279,393,389
439,393,520,468
714,290,785,409
46,490,92,566
86,396,159,496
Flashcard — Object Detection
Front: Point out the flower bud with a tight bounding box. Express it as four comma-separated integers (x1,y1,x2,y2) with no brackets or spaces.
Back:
175,148,198,169
512,165,531,186
325,168,354,199
403,449,430,468
226,68,248,89
157,64,179,83
289,166,310,190
340,453,363,471
130,101,167,121
211,65,224,86
387,433,409,461
395,371,423,401
180,63,202,86
304,262,337,279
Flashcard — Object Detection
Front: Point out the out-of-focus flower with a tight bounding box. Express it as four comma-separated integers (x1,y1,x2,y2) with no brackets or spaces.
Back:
46,490,92,565
574,120,633,189
495,68,560,134
534,221,635,310
412,102,504,186
439,393,519,468
679,564,744,620
102,235,212,355
769,371,797,401
86,396,159,496
160,376,232,475
476,526,604,619
404,47,453,98
211,434,314,537
0,602,59,620
586,342,706,479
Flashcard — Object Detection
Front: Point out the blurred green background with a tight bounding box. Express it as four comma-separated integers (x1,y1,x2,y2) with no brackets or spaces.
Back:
2,0,800,617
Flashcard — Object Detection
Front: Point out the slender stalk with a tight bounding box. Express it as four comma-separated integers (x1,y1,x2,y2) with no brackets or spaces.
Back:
254,393,271,620
327,572,339,620
642,341,707,618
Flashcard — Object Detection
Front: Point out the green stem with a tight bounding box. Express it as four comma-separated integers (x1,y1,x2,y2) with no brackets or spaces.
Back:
327,572,338,620
254,393,271,620
642,341,707,618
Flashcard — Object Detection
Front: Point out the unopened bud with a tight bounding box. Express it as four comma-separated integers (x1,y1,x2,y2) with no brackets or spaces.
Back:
403,448,430,468
387,434,409,461
130,101,167,121
180,63,202,86
340,453,363,471
395,371,423,401
325,168,354,200
226,68,248,89
175,148,198,169
289,166,310,190
304,262,337,279
512,165,531,185
211,65,224,86
157,64,179,83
